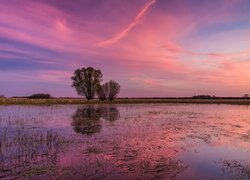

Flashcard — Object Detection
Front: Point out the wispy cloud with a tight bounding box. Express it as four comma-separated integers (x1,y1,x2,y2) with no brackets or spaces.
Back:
1,0,250,97
97,0,156,46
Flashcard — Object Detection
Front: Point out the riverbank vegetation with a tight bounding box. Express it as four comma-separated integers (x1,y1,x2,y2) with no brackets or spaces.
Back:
2,97,250,105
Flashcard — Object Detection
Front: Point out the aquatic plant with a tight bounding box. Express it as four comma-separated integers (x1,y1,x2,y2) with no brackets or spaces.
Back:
0,128,68,178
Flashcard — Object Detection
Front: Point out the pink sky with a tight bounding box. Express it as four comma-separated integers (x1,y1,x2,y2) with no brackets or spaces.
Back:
0,0,250,97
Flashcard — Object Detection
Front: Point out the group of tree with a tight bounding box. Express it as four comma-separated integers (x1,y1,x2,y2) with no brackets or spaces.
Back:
192,95,216,99
71,67,120,101
28,93,52,99
243,94,249,98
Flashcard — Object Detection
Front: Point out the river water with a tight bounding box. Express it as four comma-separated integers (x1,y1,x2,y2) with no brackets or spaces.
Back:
0,104,249,179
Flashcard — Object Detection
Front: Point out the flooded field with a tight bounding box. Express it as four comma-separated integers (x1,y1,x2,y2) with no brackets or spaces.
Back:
0,104,249,179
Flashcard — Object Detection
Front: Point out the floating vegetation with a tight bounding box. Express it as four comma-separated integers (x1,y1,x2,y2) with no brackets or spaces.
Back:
84,146,102,154
138,157,188,179
221,160,250,179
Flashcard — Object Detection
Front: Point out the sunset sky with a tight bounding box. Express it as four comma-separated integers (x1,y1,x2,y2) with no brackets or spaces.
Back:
0,0,250,97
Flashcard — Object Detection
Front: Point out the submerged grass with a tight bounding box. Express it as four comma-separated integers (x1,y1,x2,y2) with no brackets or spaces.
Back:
0,129,68,178
2,97,250,105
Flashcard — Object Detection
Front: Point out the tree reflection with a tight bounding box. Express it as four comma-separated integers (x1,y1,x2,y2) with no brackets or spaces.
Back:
71,105,120,135
71,106,102,135
100,107,120,121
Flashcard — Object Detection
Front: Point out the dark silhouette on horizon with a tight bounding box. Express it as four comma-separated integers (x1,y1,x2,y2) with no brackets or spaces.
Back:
71,66,121,101
97,80,120,101
71,67,103,100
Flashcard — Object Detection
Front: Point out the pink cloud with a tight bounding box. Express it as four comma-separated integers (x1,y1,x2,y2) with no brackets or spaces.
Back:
97,0,156,46
1,0,250,97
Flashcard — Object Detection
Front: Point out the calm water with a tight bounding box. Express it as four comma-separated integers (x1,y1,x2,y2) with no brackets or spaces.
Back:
0,104,249,179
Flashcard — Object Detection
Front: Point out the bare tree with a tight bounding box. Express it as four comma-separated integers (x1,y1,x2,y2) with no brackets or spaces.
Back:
71,67,102,100
243,94,249,98
107,80,120,101
96,83,109,101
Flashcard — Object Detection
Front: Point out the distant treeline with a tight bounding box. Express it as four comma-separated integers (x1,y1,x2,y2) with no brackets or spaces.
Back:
119,96,250,99
6,94,250,99
12,94,53,99
28,94,52,99
192,95,216,99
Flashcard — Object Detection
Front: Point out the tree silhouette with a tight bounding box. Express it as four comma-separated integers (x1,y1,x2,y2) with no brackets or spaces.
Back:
96,83,109,101
107,80,120,101
71,67,102,100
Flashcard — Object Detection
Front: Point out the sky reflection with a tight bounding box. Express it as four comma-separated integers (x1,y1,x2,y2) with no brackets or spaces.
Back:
0,104,249,178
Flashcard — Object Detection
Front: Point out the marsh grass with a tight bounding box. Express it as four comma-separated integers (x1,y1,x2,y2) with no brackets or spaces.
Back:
0,129,68,178
2,98,250,105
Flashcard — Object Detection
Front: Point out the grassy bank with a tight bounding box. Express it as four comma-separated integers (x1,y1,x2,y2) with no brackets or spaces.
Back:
1,98,250,105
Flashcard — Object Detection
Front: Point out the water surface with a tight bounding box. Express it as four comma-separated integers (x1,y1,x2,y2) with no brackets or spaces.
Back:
0,104,249,179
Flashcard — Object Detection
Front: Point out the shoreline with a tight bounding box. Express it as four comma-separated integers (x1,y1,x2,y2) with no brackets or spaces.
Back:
1,98,250,105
